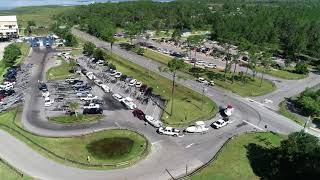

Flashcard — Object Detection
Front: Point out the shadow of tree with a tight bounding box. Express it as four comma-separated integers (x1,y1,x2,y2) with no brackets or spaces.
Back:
245,143,276,179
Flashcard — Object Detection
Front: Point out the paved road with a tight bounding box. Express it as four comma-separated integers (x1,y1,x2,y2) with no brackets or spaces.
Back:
137,38,320,110
0,29,318,180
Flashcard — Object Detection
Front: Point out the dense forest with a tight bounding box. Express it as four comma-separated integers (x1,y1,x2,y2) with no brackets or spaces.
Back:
54,0,320,59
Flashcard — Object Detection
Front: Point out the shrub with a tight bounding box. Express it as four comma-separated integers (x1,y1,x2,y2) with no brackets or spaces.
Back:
294,62,309,75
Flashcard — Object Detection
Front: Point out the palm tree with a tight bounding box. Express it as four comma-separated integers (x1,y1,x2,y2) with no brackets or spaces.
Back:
259,52,272,87
164,58,186,116
69,102,80,117
222,43,232,81
231,54,240,84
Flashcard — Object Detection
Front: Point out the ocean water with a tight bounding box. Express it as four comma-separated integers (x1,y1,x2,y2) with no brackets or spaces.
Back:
0,0,172,10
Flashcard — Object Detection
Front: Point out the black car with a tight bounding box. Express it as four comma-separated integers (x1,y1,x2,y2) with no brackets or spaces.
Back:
39,83,48,91
4,90,15,97
83,108,103,115
91,99,104,105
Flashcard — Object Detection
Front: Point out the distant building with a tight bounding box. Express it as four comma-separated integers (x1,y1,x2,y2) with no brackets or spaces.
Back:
0,16,19,40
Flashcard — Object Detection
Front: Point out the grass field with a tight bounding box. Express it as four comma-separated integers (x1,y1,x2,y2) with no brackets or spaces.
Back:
0,160,31,180
143,49,173,65
256,66,307,80
108,52,217,126
0,109,149,169
191,132,285,180
279,101,305,126
0,6,75,35
49,114,104,124
46,58,75,80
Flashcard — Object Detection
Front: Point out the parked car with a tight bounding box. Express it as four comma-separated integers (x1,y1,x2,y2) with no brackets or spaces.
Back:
44,98,54,107
83,108,103,114
129,79,137,86
115,72,122,78
42,91,50,97
157,126,180,136
184,121,209,133
120,97,137,110
211,119,227,129
80,94,98,101
145,115,163,128
83,103,100,109
101,84,111,93
135,81,142,88
112,93,123,102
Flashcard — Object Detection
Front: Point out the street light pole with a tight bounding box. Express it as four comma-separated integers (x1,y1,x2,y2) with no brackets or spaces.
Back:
201,84,206,111
303,116,311,131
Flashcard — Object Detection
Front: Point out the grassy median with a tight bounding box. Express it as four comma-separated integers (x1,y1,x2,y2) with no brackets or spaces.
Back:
191,132,285,180
256,66,307,80
279,100,305,126
49,114,104,124
108,52,217,126
46,58,76,80
143,49,173,65
0,109,149,170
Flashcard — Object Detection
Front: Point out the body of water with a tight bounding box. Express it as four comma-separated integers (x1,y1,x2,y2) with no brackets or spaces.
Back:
0,0,171,10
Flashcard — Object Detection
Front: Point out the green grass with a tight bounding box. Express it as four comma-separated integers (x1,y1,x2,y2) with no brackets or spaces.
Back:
143,49,173,65
46,58,75,80
108,52,217,126
212,74,276,97
0,109,149,169
0,6,75,35
279,100,305,126
49,114,104,124
256,66,307,80
0,160,31,180
191,132,285,180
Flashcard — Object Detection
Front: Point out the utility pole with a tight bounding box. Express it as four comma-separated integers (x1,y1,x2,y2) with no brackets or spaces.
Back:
165,169,176,180
304,116,311,131
201,85,206,111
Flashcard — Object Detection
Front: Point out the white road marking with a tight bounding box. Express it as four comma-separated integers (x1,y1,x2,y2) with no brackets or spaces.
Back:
151,140,163,145
185,143,195,149
242,120,265,131
114,122,121,128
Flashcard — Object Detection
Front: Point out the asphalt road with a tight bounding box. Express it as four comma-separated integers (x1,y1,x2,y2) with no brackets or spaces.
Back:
0,29,319,180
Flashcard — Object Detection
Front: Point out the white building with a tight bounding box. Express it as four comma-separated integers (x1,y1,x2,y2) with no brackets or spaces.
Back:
0,16,19,39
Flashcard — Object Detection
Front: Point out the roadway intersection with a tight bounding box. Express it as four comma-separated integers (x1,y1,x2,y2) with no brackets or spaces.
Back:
0,29,319,180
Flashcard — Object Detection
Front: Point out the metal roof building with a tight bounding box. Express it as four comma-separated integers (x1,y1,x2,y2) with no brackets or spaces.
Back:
0,15,19,39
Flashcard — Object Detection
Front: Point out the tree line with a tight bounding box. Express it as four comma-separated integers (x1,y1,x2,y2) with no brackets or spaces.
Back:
2,44,22,67
54,0,320,61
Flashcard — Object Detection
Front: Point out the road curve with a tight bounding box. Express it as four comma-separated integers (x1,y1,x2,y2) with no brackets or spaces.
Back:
0,29,318,180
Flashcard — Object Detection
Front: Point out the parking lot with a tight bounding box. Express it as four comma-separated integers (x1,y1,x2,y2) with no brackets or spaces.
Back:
0,63,33,112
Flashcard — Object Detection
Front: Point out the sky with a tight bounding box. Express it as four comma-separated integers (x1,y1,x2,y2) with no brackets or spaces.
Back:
0,0,172,10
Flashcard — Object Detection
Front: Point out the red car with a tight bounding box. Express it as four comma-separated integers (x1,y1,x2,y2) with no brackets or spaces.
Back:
0,95,5,102
132,109,146,121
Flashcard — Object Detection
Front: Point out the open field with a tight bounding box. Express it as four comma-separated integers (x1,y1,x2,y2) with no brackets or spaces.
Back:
49,114,104,124
256,66,307,80
107,52,217,126
191,132,285,180
0,109,149,169
0,6,74,28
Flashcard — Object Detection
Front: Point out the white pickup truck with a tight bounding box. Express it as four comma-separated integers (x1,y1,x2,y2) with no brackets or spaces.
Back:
184,121,209,133
157,126,180,136
84,103,100,109
80,94,98,101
